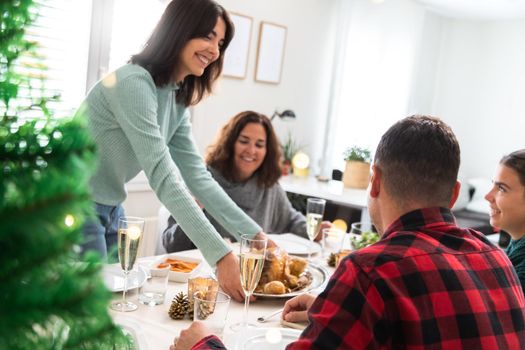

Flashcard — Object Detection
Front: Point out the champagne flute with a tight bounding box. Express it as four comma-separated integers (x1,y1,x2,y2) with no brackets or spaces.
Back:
110,216,145,312
232,234,267,330
306,198,326,261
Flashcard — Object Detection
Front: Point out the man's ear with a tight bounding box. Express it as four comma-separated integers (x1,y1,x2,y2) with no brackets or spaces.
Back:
448,180,461,208
369,165,381,198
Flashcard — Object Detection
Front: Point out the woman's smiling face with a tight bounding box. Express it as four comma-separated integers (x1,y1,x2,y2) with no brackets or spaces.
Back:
233,122,267,182
485,164,525,239
174,16,225,82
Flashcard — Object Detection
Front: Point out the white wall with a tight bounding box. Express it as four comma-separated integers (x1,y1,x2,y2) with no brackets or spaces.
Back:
124,0,338,223
192,0,338,173
328,0,427,171
427,19,525,179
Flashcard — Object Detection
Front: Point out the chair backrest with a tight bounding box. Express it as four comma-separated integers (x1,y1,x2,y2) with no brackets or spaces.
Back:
332,169,343,181
155,205,170,255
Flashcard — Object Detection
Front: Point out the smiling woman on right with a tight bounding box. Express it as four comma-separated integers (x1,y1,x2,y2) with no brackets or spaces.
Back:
485,149,525,292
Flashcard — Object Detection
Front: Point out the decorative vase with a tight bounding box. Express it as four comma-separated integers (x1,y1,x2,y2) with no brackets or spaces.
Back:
342,161,370,189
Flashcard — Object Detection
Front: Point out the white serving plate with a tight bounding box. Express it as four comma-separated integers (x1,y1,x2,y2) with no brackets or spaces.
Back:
268,233,321,256
102,264,147,292
253,262,329,298
225,327,301,350
158,254,202,282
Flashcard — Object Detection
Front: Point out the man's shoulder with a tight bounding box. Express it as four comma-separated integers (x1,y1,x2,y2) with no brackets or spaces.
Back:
345,227,513,284
348,230,423,267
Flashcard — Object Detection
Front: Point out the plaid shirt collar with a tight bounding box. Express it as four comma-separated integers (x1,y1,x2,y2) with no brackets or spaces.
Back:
382,207,456,239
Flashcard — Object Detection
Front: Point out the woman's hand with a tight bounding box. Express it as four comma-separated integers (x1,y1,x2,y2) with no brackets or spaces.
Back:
254,231,277,248
215,252,246,302
314,221,333,242
216,232,276,303
282,293,316,323
170,322,210,350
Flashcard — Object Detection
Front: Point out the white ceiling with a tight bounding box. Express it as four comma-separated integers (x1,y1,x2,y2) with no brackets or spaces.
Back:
415,0,525,20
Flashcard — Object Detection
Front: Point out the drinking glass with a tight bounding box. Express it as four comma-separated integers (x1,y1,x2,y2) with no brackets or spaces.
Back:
194,291,231,338
350,222,374,235
321,228,345,257
231,234,267,330
138,262,170,306
110,216,145,312
306,198,326,260
345,222,378,250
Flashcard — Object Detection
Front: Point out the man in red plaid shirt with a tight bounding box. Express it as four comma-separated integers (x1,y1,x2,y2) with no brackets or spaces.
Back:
172,116,525,349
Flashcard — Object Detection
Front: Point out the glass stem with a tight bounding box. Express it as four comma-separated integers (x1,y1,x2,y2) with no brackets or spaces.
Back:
242,293,250,328
122,270,129,305
308,239,313,261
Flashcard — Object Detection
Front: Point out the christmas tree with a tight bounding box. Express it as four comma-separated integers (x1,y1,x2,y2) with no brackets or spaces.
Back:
0,1,130,348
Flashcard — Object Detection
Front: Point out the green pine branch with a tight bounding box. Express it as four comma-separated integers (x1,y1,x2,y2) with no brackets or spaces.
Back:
1,1,131,348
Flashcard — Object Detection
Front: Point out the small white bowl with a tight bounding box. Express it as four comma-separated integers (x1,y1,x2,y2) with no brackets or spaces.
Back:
156,254,202,283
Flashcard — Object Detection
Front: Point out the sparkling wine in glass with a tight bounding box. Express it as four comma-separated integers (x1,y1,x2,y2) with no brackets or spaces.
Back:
110,216,145,312
306,198,326,260
233,234,267,330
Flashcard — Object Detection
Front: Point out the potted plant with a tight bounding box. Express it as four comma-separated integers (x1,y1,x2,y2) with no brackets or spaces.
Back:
342,146,372,188
281,132,301,175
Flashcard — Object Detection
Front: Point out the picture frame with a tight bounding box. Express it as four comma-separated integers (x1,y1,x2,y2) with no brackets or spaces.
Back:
222,13,253,79
254,21,287,84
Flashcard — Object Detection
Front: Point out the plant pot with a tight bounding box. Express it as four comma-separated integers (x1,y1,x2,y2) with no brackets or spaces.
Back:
342,161,370,189
281,161,291,176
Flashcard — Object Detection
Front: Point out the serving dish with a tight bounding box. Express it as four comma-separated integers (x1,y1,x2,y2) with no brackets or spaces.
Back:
253,262,329,298
157,254,202,282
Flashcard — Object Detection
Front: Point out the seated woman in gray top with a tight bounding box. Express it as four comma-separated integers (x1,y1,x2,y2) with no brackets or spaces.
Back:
163,111,331,252
485,149,525,293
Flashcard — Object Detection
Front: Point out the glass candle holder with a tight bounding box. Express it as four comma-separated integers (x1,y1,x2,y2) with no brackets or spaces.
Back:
187,276,219,309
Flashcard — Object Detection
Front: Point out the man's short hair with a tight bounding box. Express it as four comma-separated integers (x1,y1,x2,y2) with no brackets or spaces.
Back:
374,115,460,206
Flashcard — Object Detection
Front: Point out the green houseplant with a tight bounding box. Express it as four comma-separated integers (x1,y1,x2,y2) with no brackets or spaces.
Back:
343,146,371,163
342,146,372,189
281,132,302,175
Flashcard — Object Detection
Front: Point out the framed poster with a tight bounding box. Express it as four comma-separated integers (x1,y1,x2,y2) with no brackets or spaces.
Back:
222,13,252,79
254,21,287,84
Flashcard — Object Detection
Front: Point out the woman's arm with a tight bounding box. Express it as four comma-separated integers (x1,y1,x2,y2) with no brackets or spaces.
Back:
167,113,262,242
102,71,232,267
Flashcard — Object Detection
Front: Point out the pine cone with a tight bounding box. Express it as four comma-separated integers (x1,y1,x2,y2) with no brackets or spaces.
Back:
196,299,214,320
188,303,194,320
188,290,204,320
168,292,189,320
327,252,336,267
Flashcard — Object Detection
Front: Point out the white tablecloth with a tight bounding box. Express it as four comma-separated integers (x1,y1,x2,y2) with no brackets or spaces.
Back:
109,248,334,349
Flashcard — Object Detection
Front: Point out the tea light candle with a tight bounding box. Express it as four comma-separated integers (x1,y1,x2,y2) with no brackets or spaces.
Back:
187,276,219,305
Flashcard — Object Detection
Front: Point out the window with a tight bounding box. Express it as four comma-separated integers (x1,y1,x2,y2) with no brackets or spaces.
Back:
326,0,425,171
107,0,167,73
13,0,92,119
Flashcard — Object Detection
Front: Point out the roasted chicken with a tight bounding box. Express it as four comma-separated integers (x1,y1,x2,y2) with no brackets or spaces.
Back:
255,247,312,294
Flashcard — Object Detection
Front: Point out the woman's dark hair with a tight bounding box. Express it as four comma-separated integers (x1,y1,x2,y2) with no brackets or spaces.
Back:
500,149,525,188
131,0,234,107
206,111,282,187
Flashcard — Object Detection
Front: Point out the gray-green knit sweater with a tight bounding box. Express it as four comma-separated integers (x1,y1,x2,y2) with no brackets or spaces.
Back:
79,64,261,266
163,167,308,252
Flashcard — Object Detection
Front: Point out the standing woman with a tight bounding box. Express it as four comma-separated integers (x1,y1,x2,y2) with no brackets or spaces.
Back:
485,149,525,293
78,0,264,301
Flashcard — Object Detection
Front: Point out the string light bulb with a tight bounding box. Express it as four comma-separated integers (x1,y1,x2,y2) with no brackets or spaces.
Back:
64,214,75,227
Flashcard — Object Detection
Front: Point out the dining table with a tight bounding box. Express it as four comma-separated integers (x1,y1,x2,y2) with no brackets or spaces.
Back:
107,242,336,349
